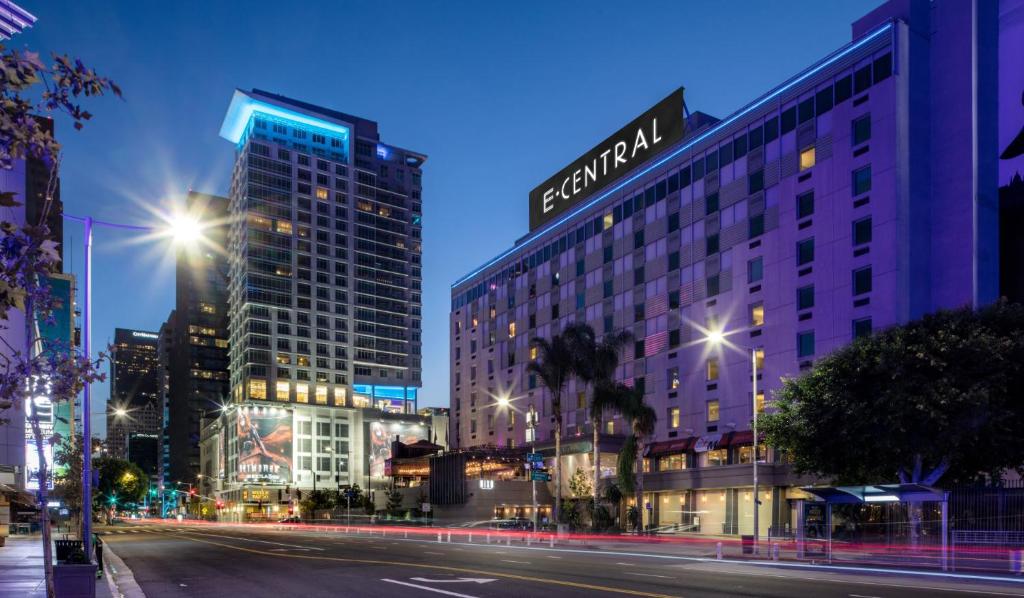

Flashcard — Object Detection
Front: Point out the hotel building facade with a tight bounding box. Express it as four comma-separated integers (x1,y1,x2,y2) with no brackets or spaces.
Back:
449,0,1001,536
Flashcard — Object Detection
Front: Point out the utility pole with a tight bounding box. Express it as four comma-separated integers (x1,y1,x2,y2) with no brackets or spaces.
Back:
527,405,538,531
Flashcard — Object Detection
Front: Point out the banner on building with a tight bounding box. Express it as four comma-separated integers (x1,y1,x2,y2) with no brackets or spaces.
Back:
367,420,426,479
236,406,292,484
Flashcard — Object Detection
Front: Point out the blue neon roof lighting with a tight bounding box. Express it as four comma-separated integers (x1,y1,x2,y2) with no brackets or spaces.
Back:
219,89,351,144
451,21,893,290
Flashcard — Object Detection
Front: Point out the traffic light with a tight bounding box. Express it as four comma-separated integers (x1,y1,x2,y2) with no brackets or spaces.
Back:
189,488,197,497
215,500,224,510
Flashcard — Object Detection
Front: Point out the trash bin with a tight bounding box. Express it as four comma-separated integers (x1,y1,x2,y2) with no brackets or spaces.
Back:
741,534,754,554
53,563,97,598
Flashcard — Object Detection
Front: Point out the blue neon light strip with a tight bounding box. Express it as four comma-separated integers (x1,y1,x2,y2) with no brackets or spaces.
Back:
219,89,351,144
452,21,893,290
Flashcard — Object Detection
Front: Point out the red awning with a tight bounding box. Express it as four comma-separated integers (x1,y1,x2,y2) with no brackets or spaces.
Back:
719,430,755,447
645,436,696,456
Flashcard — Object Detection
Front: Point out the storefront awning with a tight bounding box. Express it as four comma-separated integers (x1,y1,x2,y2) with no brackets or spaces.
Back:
719,430,754,447
0,482,37,506
645,437,695,456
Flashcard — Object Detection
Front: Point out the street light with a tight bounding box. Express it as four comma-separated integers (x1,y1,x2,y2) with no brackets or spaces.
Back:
63,210,204,563
704,328,762,556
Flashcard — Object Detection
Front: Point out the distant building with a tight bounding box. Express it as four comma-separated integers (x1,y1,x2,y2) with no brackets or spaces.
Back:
167,192,230,485
107,328,161,460
127,432,159,479
157,311,174,494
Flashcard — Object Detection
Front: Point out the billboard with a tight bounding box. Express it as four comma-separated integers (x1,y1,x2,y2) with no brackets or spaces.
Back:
367,420,427,479
236,406,292,484
529,88,686,231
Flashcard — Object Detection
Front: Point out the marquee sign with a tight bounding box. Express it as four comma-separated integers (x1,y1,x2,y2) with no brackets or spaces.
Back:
529,88,686,231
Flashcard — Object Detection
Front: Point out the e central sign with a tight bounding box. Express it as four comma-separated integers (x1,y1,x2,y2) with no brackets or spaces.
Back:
528,88,686,231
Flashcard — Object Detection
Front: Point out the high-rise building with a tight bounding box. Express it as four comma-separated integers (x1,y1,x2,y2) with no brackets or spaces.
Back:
200,89,429,520
157,311,174,495
107,328,161,460
167,192,230,484
450,0,1002,535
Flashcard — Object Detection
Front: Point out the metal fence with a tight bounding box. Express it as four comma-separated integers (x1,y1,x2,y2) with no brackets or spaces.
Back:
949,481,1024,533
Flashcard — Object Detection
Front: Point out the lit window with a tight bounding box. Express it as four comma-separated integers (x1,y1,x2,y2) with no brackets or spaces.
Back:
471,316,479,328
276,221,293,235
214,338,229,349
297,356,310,367
316,385,328,405
199,302,216,314
706,358,719,381
668,367,680,390
670,408,680,429
606,420,614,435
751,303,765,327
296,383,309,403
799,147,816,171
755,391,766,414
249,379,267,400
508,322,516,338
489,306,496,319
706,400,720,422
275,380,290,401
604,212,614,229
530,346,538,360
277,353,291,365
316,187,329,200
754,348,765,371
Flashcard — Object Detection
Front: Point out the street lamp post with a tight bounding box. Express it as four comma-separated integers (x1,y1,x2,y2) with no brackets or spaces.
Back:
705,330,762,556
64,212,201,562
527,405,538,532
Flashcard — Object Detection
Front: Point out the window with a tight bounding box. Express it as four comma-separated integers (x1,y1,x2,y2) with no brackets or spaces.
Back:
853,217,872,245
668,290,680,309
797,285,814,310
755,391,766,414
754,347,765,370
797,238,814,265
799,147,816,171
658,453,686,471
750,302,765,326
634,340,645,358
749,214,764,238
634,230,645,249
853,317,872,339
249,379,267,400
296,383,309,403
853,266,872,295
530,346,538,360
706,275,720,297
706,234,719,255
604,212,613,229
797,331,815,357
748,170,764,194
706,358,719,381
669,251,680,271
669,407,680,429
705,193,719,215
603,246,613,263
634,266,645,285
276,380,290,401
603,280,613,298
703,448,727,467
707,400,720,422
797,191,814,219
748,257,763,283
852,114,871,145
508,322,516,338
667,367,680,390
852,165,872,195
576,260,584,276
634,303,645,322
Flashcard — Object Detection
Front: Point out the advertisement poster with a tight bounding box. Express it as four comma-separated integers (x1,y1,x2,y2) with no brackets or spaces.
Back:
236,407,292,484
367,421,426,478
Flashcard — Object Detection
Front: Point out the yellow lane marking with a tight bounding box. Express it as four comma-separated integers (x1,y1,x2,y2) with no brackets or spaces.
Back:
172,531,679,598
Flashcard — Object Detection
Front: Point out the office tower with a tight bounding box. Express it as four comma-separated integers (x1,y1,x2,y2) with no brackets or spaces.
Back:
107,328,161,460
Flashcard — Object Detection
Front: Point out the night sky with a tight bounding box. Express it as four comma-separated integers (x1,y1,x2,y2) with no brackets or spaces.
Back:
13,0,880,437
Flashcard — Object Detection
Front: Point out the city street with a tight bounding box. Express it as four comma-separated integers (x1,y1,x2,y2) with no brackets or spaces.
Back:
98,522,1024,598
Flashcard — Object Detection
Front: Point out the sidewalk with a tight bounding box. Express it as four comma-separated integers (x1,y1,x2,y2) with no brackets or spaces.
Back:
0,533,116,598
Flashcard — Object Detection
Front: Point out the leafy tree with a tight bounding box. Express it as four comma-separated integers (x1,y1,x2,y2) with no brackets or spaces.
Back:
526,331,575,524
563,323,631,525
385,486,404,516
299,489,335,519
1,41,120,597
613,384,656,532
761,302,1024,543
95,457,146,511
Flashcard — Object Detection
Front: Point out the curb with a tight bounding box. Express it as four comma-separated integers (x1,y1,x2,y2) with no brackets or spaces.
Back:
103,542,146,598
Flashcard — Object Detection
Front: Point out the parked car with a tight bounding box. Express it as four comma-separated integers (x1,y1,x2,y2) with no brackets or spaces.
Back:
278,516,301,524
488,517,534,531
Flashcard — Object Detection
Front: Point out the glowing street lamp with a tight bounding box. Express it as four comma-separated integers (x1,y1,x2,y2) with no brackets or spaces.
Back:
704,328,762,556
63,209,206,564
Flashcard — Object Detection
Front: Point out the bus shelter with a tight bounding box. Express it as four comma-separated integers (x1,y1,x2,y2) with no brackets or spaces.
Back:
796,484,949,569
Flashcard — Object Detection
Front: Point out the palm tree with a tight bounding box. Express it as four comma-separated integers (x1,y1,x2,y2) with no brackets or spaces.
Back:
526,332,574,525
564,323,632,527
615,384,656,533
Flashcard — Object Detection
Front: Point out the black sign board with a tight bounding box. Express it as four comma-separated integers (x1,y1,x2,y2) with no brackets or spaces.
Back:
528,87,686,231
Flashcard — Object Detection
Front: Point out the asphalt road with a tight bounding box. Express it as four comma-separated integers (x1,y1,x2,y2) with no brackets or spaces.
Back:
98,522,1024,598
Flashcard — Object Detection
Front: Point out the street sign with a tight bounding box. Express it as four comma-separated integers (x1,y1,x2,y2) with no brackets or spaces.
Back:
530,471,551,482
526,453,543,463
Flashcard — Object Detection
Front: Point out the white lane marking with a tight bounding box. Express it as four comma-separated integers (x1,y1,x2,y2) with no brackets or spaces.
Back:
546,556,562,559
410,577,496,585
423,551,445,556
500,559,530,564
625,572,673,579
616,562,634,566
381,578,481,598
850,595,883,598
